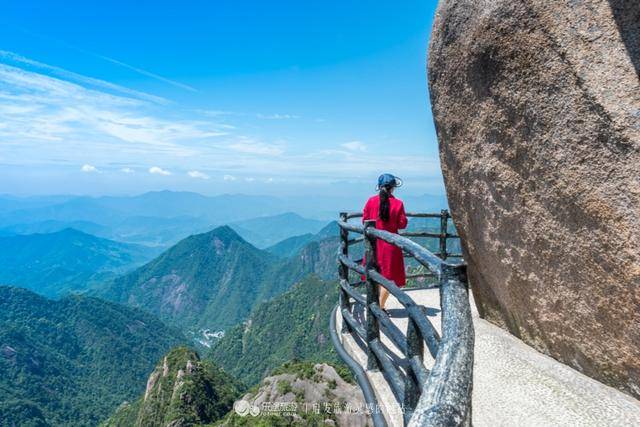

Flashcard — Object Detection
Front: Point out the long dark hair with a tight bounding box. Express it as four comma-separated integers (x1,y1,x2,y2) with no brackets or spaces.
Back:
379,185,392,221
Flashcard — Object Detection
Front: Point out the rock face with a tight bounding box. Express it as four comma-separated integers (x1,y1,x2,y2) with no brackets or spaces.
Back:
220,362,371,426
102,347,240,427
428,0,640,398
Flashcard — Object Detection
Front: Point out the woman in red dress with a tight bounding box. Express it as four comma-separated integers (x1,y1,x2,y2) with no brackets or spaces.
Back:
362,173,408,311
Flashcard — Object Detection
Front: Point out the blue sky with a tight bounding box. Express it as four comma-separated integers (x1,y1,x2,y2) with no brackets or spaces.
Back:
0,0,442,197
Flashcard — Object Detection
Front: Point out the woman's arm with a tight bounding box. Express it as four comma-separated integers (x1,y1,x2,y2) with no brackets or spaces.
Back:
398,203,408,229
362,199,371,223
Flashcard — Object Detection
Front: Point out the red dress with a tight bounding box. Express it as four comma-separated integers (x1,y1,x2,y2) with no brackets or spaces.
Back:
362,194,408,287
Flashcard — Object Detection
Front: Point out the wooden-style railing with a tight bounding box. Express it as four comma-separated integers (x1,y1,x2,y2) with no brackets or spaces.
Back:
335,210,474,426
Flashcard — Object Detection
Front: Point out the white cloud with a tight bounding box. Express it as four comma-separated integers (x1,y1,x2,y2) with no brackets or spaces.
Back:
92,53,197,93
257,113,300,120
0,56,228,163
198,109,235,117
149,166,171,176
87,110,227,149
81,164,98,173
188,170,209,179
0,52,445,191
342,140,367,152
0,50,167,104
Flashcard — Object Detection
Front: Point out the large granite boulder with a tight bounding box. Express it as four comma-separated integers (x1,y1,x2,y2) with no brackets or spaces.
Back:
428,0,639,398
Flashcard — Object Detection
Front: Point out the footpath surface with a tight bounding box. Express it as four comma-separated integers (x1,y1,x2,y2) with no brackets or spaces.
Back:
336,288,640,427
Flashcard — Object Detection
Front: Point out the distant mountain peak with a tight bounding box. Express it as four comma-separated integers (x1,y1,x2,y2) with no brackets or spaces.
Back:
56,227,91,236
271,211,304,219
164,225,250,254
100,222,285,331
143,189,199,195
201,225,248,246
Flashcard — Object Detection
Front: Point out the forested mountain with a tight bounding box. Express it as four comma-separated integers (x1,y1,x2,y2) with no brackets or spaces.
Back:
0,286,185,426
0,229,158,298
102,347,241,427
282,234,341,281
96,209,453,338
98,226,327,335
209,275,340,385
99,226,272,332
229,212,327,248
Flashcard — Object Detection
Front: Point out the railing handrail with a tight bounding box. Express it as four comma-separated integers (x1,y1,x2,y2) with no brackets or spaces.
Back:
345,212,450,220
339,210,463,261
408,268,474,426
334,210,474,426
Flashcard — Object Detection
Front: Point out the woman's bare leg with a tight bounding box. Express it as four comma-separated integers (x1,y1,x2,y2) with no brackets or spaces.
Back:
379,286,390,310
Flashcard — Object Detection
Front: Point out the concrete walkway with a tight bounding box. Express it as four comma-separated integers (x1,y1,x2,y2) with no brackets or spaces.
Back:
335,288,640,426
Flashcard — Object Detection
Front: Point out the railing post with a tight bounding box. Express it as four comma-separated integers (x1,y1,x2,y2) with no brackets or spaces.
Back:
439,209,448,260
339,212,351,334
404,313,424,423
363,219,381,371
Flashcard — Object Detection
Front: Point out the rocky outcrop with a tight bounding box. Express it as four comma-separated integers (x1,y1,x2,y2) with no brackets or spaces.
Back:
428,0,640,397
102,347,240,427
220,362,371,427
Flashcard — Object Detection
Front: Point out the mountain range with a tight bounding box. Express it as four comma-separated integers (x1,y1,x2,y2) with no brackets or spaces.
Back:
0,192,281,225
0,191,448,248
97,225,337,335
0,191,453,426
0,229,159,298
0,192,291,248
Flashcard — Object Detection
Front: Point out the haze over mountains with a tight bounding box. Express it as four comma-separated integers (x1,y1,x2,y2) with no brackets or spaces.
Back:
0,191,447,246
0,229,159,298
229,212,327,248
0,192,289,247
